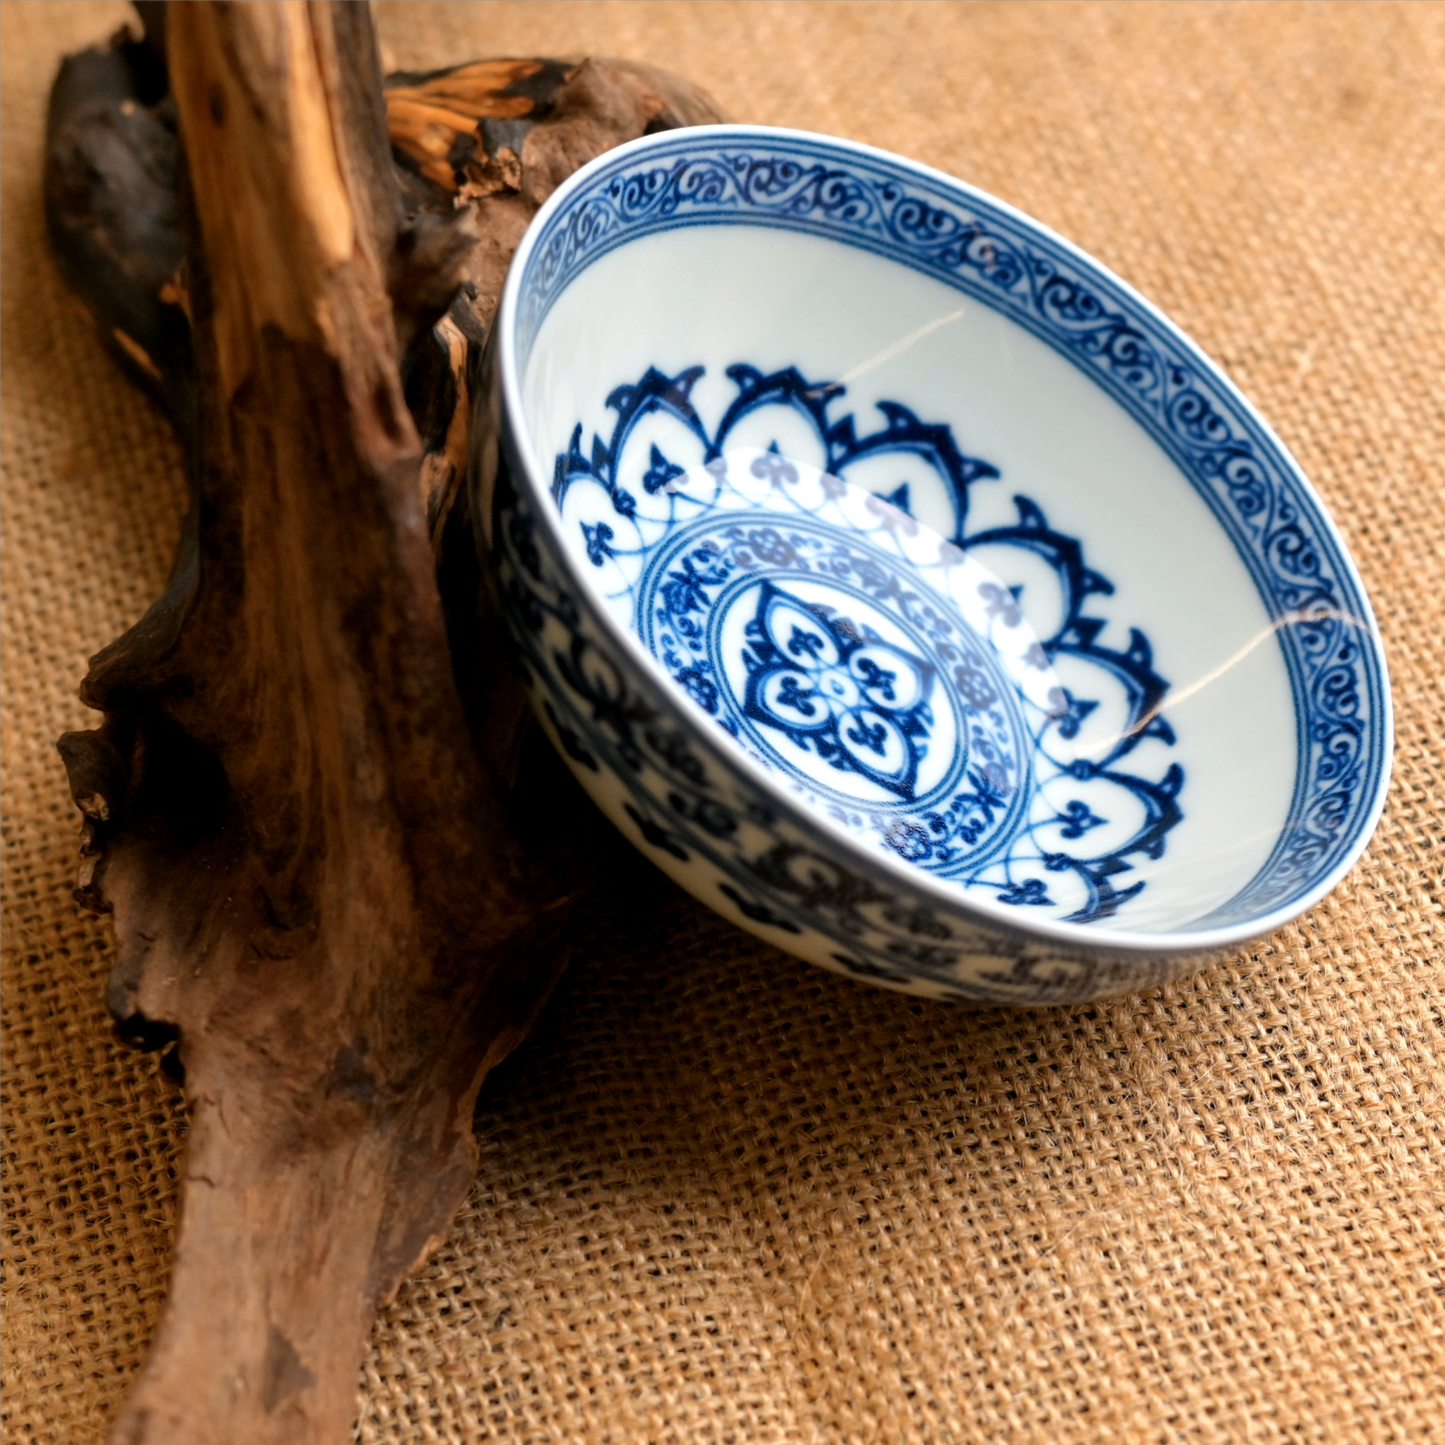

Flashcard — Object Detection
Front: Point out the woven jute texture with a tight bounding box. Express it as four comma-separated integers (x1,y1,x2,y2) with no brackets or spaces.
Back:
4,2,1444,1441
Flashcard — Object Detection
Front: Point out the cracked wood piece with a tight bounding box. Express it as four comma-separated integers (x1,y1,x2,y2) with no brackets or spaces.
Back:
54,6,564,1442
46,6,725,1440
393,52,726,543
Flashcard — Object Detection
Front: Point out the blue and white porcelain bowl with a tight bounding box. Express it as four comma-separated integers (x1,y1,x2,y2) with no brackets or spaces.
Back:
472,125,1391,1004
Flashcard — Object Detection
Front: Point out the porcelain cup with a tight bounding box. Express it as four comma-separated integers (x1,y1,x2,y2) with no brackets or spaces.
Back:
470,125,1391,1003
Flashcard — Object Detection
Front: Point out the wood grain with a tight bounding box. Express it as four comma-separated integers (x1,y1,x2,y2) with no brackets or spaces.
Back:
44,4,724,1441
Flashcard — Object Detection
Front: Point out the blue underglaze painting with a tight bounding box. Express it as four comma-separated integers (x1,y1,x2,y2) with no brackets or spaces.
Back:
552,362,1184,925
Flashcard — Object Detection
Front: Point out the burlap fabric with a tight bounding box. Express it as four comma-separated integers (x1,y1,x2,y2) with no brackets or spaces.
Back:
4,2,1443,1440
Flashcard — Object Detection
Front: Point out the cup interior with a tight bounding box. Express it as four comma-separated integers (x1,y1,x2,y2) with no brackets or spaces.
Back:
505,132,1387,941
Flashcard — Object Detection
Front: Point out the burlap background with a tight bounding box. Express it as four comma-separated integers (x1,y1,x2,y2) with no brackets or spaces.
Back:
4,2,1443,1441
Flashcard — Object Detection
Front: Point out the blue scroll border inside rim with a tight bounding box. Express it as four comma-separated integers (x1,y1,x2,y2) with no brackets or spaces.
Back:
513,131,1388,927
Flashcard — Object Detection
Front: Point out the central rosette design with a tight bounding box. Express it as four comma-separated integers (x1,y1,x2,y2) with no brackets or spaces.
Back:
551,361,1186,919
741,581,936,800
656,514,1032,852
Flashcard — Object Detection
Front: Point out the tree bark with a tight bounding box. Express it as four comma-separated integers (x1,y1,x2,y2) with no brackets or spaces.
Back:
43,5,724,1443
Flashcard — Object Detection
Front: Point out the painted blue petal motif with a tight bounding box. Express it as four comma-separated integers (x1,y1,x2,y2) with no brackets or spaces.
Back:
554,360,1188,925
642,443,685,494
581,520,614,566
741,580,936,799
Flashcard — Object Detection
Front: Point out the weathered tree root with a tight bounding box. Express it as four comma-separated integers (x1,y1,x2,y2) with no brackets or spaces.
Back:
45,6,723,1442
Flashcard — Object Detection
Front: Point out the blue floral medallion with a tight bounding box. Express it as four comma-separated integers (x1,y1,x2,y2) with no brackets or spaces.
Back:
551,362,1184,924
642,513,1034,875
735,576,947,802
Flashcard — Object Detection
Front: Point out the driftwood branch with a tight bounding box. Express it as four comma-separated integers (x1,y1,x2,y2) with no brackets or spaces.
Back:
45,6,724,1442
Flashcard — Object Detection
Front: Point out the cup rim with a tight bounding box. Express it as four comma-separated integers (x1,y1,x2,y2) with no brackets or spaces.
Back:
492,122,1394,958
